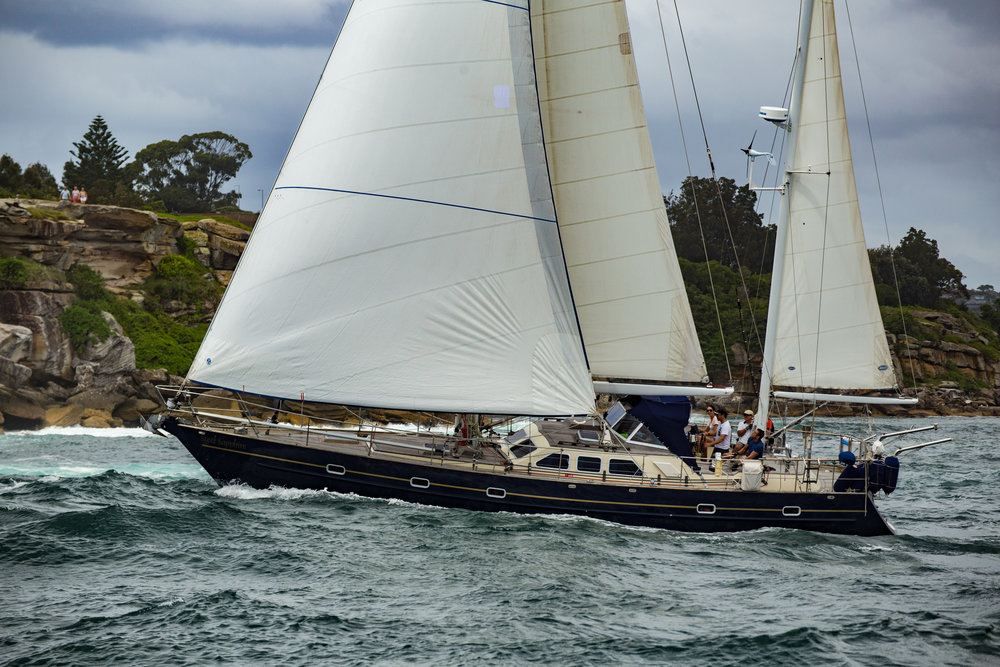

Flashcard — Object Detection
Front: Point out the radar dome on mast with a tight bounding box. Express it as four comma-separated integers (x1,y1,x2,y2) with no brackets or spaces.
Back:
759,106,789,124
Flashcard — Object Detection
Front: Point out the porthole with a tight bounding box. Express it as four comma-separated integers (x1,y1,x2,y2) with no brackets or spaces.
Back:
326,464,346,476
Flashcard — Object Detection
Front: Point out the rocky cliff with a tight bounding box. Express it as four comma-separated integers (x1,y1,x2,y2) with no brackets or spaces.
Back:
0,198,247,431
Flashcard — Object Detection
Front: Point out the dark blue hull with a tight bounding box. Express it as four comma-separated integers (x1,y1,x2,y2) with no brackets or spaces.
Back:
165,420,894,536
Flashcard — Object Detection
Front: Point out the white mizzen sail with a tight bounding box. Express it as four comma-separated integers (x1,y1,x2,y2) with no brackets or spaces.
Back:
763,0,895,400
533,0,708,385
186,0,595,416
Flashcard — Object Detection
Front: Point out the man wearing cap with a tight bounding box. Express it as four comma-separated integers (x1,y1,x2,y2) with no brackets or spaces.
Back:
732,409,754,456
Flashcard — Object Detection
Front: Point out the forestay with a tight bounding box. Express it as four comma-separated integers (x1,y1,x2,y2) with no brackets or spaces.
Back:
186,0,595,416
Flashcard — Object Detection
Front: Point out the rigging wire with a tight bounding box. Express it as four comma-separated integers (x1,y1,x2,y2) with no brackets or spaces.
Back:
843,0,918,392
667,0,786,400
654,0,732,383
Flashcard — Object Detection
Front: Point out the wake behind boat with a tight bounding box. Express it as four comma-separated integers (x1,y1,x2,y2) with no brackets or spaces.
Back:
150,0,949,535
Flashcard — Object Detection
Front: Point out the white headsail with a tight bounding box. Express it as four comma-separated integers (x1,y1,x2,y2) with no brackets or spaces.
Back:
758,0,896,424
186,0,595,416
533,0,708,386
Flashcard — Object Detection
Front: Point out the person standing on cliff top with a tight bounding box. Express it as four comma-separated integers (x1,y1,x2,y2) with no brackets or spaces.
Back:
80,188,88,204
60,186,69,202
71,186,80,203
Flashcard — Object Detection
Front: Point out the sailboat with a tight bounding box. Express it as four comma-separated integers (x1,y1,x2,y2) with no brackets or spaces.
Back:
149,0,947,536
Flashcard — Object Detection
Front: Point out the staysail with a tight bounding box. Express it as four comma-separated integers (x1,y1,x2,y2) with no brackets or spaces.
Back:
532,0,708,385
759,0,895,420
186,0,595,416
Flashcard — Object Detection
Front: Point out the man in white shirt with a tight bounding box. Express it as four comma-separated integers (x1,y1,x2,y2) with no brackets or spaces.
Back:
709,408,731,457
733,409,754,455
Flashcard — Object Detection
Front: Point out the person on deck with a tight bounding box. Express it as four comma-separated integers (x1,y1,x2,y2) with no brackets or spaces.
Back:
708,408,731,459
697,405,719,458
733,409,754,455
745,428,765,460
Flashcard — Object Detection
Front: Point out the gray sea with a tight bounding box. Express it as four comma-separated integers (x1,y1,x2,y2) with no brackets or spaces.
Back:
2,416,997,665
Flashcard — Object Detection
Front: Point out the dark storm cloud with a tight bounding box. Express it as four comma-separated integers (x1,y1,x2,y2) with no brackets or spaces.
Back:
0,0,348,48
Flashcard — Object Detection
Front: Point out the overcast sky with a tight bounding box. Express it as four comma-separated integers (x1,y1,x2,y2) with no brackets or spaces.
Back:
0,0,997,289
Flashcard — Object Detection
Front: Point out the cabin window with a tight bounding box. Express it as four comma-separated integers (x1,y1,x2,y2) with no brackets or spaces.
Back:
509,442,537,459
535,453,569,470
576,456,602,473
608,459,642,477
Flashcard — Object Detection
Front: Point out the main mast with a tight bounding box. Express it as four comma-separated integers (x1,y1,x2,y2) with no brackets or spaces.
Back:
755,0,814,430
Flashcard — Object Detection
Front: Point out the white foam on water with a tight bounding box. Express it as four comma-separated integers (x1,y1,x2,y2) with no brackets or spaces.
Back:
4,426,159,439
0,463,211,480
0,479,29,493
13,466,107,480
214,483,331,501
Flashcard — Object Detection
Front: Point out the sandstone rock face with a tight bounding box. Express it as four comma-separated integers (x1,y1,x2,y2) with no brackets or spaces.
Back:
0,286,75,381
197,218,247,271
0,200,224,430
0,357,32,389
0,322,33,361
1,200,183,290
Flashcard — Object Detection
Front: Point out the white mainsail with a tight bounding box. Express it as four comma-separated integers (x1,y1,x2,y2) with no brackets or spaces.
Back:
759,0,895,420
186,0,595,416
533,0,708,385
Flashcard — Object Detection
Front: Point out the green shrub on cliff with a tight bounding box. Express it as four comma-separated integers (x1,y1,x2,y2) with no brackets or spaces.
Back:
0,257,30,289
880,307,936,341
103,298,206,375
27,207,70,221
144,255,222,318
0,257,62,288
61,261,207,375
59,303,111,352
67,264,108,301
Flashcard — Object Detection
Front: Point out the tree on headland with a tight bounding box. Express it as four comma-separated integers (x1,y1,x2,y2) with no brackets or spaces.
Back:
0,154,24,196
23,163,59,199
665,176,775,273
869,227,968,308
133,131,251,212
0,154,58,199
62,115,133,205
